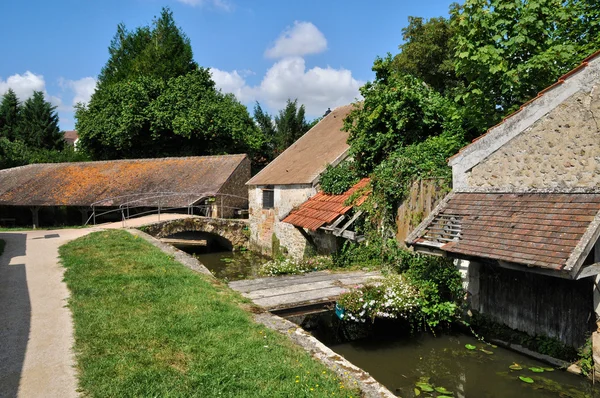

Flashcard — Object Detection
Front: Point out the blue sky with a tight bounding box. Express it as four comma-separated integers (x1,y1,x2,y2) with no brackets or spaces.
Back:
0,0,454,131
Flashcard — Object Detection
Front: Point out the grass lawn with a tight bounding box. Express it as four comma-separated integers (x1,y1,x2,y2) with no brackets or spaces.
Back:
0,239,4,256
60,230,358,397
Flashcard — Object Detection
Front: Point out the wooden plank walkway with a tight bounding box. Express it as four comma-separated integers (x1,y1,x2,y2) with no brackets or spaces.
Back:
228,270,381,315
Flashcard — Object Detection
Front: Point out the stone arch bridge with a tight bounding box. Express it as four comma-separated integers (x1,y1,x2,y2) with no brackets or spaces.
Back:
140,216,249,250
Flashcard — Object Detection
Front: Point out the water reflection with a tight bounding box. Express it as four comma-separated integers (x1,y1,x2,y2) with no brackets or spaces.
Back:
298,312,600,397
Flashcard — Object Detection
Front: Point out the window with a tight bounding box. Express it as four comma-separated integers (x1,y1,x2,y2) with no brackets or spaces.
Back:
262,186,274,209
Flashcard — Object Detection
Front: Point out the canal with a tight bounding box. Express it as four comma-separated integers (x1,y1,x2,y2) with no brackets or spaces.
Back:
174,239,598,397
298,312,600,397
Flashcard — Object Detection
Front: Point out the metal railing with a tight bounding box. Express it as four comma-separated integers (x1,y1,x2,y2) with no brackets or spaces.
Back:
84,191,249,227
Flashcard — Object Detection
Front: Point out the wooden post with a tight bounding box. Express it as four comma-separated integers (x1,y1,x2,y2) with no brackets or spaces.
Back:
79,207,88,225
30,206,40,229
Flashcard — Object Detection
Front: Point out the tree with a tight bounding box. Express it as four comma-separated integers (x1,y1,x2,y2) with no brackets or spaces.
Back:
98,7,197,88
0,89,21,140
78,8,264,165
452,0,600,132
19,91,63,150
344,55,464,173
76,71,263,160
274,99,310,153
252,102,277,163
392,16,461,95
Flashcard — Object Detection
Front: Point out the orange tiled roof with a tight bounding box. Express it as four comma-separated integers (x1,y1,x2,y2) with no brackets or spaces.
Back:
409,192,600,271
0,155,249,207
449,49,600,161
282,178,370,230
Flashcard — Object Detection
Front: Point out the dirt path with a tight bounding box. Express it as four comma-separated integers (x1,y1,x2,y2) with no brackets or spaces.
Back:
0,214,192,397
0,228,97,398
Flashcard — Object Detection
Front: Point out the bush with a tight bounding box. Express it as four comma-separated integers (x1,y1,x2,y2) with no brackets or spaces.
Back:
259,256,333,276
319,160,360,195
337,274,419,323
336,247,464,330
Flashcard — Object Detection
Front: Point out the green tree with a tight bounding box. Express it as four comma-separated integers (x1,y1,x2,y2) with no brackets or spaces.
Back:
77,71,263,160
78,8,264,165
252,102,277,164
0,89,21,140
345,55,464,173
18,91,63,150
98,7,197,88
452,0,600,132
392,16,461,95
76,76,165,159
274,99,310,153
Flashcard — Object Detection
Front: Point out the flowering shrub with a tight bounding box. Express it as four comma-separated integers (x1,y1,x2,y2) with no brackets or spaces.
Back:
336,274,419,323
259,256,333,276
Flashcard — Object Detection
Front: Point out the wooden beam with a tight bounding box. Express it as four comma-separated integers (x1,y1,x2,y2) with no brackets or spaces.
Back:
333,211,363,237
575,263,600,279
294,226,317,249
321,215,346,232
497,260,572,280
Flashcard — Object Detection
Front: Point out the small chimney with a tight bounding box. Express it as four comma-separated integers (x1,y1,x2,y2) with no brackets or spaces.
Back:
323,107,331,117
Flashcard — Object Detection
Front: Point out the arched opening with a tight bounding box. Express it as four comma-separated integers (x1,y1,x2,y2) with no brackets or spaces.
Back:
163,231,233,254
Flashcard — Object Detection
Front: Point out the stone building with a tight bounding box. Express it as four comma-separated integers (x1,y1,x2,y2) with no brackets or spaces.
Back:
246,104,354,259
407,50,600,347
0,154,250,227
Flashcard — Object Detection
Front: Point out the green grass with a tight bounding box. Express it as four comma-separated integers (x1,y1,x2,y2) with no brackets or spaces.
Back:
0,239,4,256
60,230,358,397
0,225,87,232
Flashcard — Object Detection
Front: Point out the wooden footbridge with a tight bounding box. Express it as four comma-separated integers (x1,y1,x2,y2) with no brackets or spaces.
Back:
228,270,381,316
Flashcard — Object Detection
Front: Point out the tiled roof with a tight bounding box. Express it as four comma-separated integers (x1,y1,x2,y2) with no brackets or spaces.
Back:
449,49,600,162
282,178,370,230
63,130,78,145
247,104,353,186
408,192,600,271
0,155,249,207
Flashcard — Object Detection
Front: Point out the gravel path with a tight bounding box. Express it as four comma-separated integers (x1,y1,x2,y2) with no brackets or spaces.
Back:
0,214,193,397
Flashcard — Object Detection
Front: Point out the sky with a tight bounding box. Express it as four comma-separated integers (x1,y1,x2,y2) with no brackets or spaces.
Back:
0,0,455,131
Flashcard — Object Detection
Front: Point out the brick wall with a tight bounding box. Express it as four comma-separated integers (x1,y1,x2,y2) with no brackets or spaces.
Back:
468,88,600,190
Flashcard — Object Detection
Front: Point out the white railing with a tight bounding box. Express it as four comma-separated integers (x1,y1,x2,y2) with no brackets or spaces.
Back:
84,191,248,226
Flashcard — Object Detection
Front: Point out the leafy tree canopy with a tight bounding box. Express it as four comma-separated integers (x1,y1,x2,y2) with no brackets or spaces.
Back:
76,71,264,161
392,16,461,95
344,55,464,174
452,0,600,132
252,99,313,164
98,7,197,88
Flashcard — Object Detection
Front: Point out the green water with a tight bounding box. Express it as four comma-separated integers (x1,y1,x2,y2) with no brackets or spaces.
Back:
329,332,599,397
194,251,269,281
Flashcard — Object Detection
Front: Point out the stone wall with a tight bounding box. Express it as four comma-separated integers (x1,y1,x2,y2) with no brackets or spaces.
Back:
468,88,600,190
249,184,323,260
217,156,251,218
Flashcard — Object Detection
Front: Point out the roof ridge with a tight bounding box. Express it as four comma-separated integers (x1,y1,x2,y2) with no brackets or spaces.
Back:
10,154,248,169
449,49,600,162
247,103,354,186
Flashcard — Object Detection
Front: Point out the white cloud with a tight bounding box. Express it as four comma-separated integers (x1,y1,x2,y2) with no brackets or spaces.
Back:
175,0,232,11
210,68,254,103
211,57,362,117
265,21,327,59
61,77,97,106
0,71,47,102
